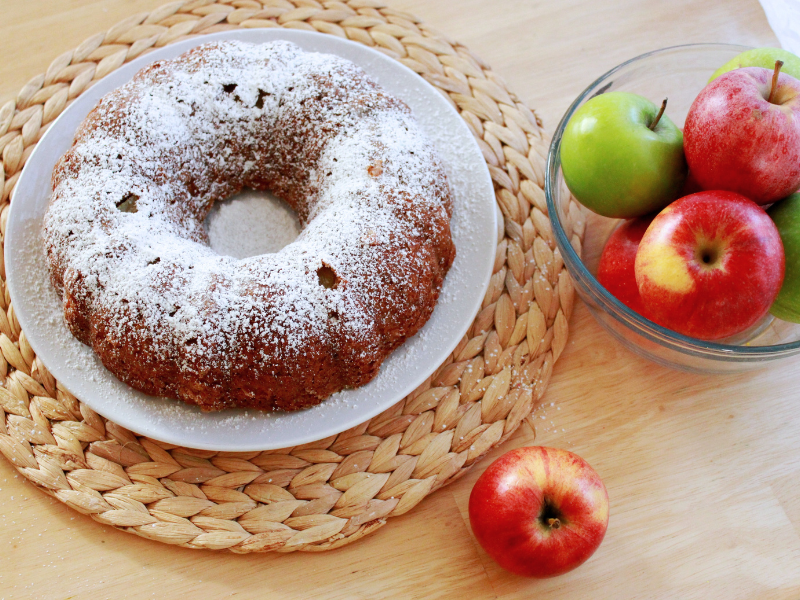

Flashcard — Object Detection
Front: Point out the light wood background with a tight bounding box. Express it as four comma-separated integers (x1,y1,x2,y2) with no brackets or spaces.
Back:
2,0,799,598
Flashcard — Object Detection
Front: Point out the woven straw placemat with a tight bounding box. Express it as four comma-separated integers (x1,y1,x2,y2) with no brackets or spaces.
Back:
0,0,582,553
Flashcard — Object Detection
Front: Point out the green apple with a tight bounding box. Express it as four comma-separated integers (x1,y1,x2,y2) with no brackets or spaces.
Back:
768,192,800,323
560,91,687,219
710,47,800,82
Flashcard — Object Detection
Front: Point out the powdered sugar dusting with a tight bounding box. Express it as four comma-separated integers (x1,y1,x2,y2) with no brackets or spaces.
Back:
42,40,455,410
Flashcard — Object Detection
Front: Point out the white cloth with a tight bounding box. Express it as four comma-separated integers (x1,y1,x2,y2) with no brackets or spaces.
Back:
760,0,800,55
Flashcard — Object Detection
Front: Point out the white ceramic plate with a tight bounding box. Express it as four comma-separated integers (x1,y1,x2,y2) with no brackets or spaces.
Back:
5,29,496,451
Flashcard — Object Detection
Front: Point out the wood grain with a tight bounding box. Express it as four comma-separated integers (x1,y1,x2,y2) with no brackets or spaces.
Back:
1,0,798,598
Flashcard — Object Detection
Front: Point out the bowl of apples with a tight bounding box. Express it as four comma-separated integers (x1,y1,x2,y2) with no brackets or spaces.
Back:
546,43,800,373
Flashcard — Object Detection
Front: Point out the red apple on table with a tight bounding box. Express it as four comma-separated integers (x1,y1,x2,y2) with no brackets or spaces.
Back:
634,191,785,340
468,446,609,578
598,215,655,317
684,62,800,205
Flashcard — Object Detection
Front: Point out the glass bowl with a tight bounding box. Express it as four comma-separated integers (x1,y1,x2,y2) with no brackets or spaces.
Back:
545,43,800,373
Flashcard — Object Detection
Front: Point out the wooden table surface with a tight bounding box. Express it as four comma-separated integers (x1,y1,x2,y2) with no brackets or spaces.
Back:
2,0,799,598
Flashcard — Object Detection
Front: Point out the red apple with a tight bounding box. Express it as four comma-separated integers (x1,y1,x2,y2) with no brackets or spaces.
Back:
635,191,784,340
468,446,609,578
598,215,655,316
684,63,800,205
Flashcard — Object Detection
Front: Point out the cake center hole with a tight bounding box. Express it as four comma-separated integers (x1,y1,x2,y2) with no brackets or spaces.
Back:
205,188,301,259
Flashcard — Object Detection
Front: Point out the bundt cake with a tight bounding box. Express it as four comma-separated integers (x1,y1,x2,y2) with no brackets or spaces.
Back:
42,40,456,411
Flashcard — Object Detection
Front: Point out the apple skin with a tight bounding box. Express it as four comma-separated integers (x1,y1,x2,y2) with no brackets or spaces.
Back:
561,91,687,218
635,191,785,340
597,215,655,316
768,192,800,323
468,446,609,579
684,67,800,205
709,47,800,82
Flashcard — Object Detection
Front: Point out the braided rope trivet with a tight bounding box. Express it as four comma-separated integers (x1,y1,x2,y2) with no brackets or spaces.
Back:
0,0,583,552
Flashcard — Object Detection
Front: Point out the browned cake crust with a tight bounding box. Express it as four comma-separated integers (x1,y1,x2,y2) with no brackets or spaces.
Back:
42,40,456,411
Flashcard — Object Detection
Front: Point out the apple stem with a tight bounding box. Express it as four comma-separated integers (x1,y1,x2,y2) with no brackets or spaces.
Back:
547,518,561,530
768,60,784,104
649,98,668,131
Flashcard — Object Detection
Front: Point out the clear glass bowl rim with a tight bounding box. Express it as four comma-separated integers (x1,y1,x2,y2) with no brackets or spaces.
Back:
545,42,800,362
